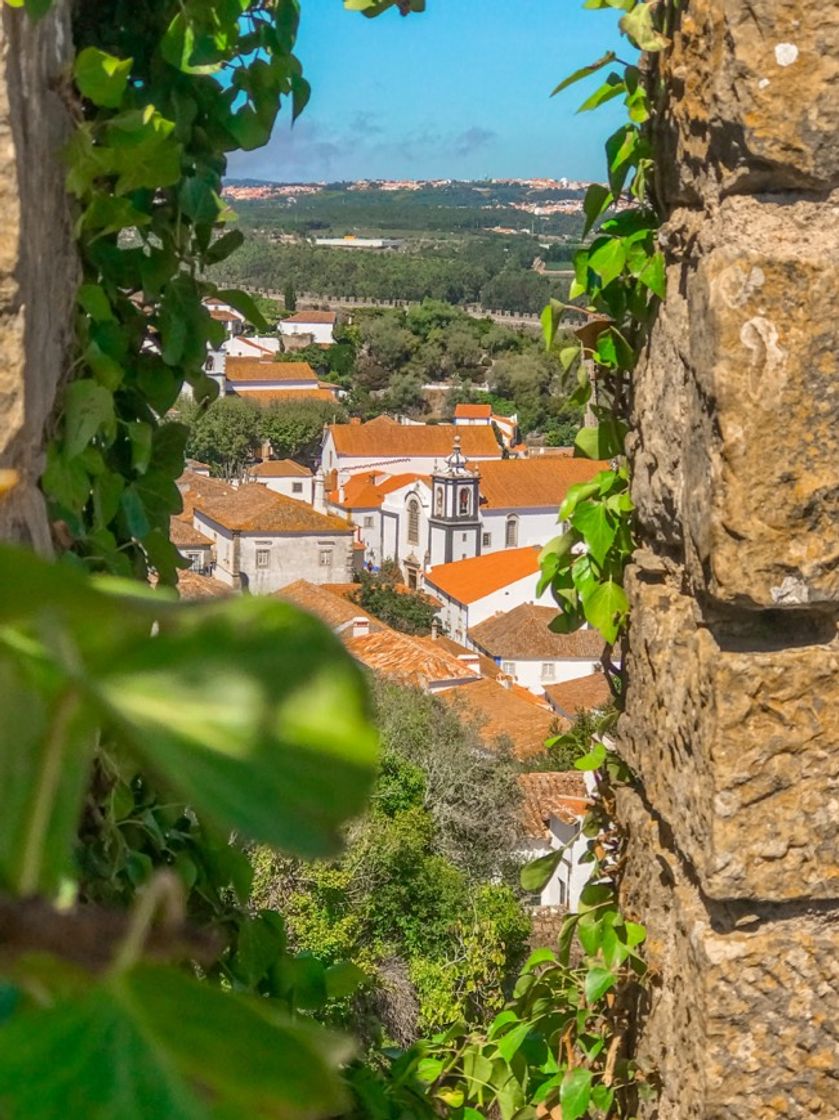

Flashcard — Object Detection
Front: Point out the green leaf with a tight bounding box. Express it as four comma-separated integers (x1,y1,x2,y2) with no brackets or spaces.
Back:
582,183,612,237
417,1057,444,1083
74,48,132,110
584,580,628,644
496,1019,532,1062
577,74,625,113
63,380,115,459
212,288,269,332
574,419,627,460
591,1082,615,1112
324,960,367,1000
551,52,616,95
520,848,563,893
77,284,114,323
584,966,616,1004
624,921,647,947
571,501,617,568
588,237,627,287
639,250,666,299
620,2,669,51
560,1067,592,1120
559,478,603,521
205,229,245,265
575,741,607,771
93,596,378,858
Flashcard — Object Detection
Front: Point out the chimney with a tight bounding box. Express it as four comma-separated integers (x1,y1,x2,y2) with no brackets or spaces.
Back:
352,616,370,639
458,654,481,677
496,671,512,690
430,618,439,641
313,467,325,512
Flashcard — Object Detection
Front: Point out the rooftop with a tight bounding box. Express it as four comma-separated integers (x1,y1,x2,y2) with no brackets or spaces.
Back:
424,546,541,605
249,459,313,479
225,358,318,383
282,310,337,324
518,771,590,838
276,579,381,633
441,676,561,760
474,457,609,510
327,417,501,460
416,633,498,679
170,518,213,549
177,470,236,519
345,628,481,690
233,388,338,404
469,604,606,660
194,484,352,534
176,570,232,600
544,672,612,718
454,403,492,420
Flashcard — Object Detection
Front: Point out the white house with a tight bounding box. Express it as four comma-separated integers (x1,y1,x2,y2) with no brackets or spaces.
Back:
224,357,339,404
248,459,314,503
279,309,337,346
205,298,246,338
190,480,356,594
321,416,502,484
422,545,547,646
454,403,492,425
518,771,591,911
468,603,604,695
224,335,282,358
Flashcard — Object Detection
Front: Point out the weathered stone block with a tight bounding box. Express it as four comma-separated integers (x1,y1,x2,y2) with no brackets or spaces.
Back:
620,567,839,900
619,787,839,1119
657,0,839,201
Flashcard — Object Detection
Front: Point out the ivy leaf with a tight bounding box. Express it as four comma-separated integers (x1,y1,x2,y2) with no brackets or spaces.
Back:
551,51,616,95
204,229,245,265
560,1067,592,1120
325,961,367,1000
74,47,132,109
584,580,628,644
639,251,666,299
64,380,115,459
582,183,612,237
77,284,114,323
575,741,607,771
587,237,627,287
584,966,616,1004
213,288,270,332
520,848,563,893
571,500,617,568
575,419,627,460
577,73,625,113
620,2,669,51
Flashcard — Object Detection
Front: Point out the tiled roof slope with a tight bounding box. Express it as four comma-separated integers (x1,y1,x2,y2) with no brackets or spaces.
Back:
195,484,352,534
455,403,491,419
283,310,336,324
474,457,609,510
170,518,213,548
177,570,232,600
345,629,481,690
177,470,235,519
226,358,318,382
469,604,605,660
234,389,337,404
544,672,612,718
415,634,498,679
276,579,381,632
425,546,541,605
328,418,501,458
441,677,562,760
518,771,589,838
249,460,313,478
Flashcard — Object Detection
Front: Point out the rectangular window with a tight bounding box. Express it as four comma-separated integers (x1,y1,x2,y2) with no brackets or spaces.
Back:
502,661,515,676
461,532,468,542
256,549,270,568
482,533,491,547
541,662,556,681
186,552,202,572
363,515,374,528
319,549,332,567
292,481,303,494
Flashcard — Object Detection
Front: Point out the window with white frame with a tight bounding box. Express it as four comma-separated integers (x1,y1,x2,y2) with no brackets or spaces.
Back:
482,532,491,547
407,498,420,545
186,551,202,572
319,549,332,567
502,661,515,675
505,515,518,548
541,662,556,681
256,549,270,568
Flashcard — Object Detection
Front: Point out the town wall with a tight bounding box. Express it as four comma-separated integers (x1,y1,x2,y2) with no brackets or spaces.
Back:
0,1,76,552
618,2,839,1115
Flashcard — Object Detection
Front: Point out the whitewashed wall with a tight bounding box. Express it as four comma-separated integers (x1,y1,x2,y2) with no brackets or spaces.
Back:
279,320,334,345
480,508,562,554
257,476,314,503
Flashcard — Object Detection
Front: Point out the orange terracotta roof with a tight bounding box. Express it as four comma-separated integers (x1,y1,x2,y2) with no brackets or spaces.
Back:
194,484,353,534
233,389,338,404
344,628,482,690
340,474,384,510
328,420,501,460
441,677,563,760
518,772,589,838
249,459,313,479
469,604,605,661
376,473,431,496
276,579,381,632
544,672,612,718
283,310,336,324
455,403,492,420
170,518,213,548
424,546,541,605
474,457,609,510
176,470,236,519
226,357,318,383
415,634,498,679
176,570,232,600
209,308,242,323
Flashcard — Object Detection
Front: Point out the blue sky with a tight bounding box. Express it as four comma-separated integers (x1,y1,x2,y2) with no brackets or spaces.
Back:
227,1,633,183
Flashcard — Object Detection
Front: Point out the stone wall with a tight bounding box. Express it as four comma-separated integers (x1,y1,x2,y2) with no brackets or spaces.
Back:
0,1,75,552
620,1,839,1115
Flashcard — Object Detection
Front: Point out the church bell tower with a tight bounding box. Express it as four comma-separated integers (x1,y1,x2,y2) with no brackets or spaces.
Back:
428,436,482,566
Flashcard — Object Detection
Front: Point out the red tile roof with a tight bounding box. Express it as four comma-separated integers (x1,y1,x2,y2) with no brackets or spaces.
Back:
170,518,213,548
424,546,541,605
518,772,589,838
469,604,605,660
441,677,562,760
455,403,492,420
176,570,232,600
276,579,381,632
177,470,236,519
544,672,612,718
194,484,352,534
249,459,313,479
226,357,318,383
474,457,609,510
282,310,337,324
234,389,338,404
328,419,501,459
344,628,482,690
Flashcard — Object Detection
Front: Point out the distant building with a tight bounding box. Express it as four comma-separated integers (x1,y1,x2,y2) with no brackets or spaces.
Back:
440,675,560,761
204,298,246,338
543,672,612,720
518,772,590,910
218,356,340,406
313,236,404,251
279,310,337,347
248,459,314,503
454,403,492,424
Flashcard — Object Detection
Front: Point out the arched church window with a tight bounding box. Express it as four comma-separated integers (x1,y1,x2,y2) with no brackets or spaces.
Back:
505,515,518,548
434,486,444,517
458,487,471,516
407,498,420,545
